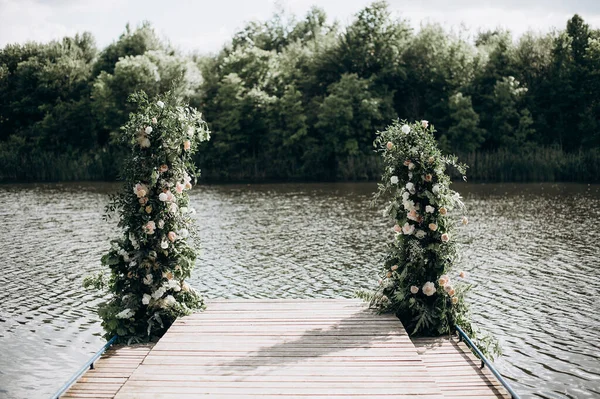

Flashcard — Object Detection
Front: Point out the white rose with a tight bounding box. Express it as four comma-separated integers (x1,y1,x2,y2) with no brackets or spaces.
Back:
157,219,165,229
116,308,134,319
157,101,165,108
410,285,419,294
164,295,177,306
166,279,181,292
145,126,153,134
158,192,168,202
425,205,435,213
179,228,189,238
415,230,426,239
142,294,151,305
401,124,411,134
408,162,415,170
421,120,429,128
390,176,399,185
405,182,415,194
422,282,436,296
432,184,440,194
151,286,166,299
402,191,410,201
160,239,169,250
402,199,415,211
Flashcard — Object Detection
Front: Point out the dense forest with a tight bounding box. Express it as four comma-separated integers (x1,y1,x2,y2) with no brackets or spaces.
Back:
1,2,599,182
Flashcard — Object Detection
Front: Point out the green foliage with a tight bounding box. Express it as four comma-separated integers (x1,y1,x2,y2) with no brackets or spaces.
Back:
446,93,485,153
87,91,210,342
369,120,499,357
92,49,202,146
0,7,599,183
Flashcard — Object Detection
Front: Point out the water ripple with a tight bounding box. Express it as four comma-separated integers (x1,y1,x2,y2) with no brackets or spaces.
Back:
0,182,599,398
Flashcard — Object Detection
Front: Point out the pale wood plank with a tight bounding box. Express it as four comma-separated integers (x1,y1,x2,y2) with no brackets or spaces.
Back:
63,300,510,399
61,344,154,399
413,336,511,399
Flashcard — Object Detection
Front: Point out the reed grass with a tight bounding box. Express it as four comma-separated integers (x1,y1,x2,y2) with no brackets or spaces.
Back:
456,148,600,183
0,146,597,183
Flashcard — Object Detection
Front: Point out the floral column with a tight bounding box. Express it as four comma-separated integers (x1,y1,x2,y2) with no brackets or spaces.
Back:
86,91,210,342
371,120,496,354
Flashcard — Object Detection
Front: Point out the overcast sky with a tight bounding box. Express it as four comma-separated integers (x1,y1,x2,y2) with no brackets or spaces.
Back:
1,0,599,54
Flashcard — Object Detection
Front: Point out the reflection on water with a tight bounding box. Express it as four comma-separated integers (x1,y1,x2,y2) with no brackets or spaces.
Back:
0,182,599,398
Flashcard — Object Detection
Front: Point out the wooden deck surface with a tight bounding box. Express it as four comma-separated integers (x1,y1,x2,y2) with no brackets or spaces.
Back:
413,337,510,398
62,344,154,399
62,299,510,399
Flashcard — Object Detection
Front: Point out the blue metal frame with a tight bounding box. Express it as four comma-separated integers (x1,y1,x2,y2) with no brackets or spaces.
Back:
455,326,521,399
50,336,118,399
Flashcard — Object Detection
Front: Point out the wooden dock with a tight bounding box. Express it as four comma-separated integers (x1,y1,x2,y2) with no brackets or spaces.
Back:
62,299,510,398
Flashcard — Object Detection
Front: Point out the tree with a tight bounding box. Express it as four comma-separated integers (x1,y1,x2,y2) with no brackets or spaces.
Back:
315,73,394,177
491,76,535,149
446,93,485,153
92,50,202,145
92,22,162,76
0,33,97,148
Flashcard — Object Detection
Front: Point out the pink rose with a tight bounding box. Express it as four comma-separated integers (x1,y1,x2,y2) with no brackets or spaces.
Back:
438,274,449,286
144,221,156,235
402,222,415,235
386,141,393,150
134,183,148,198
422,282,436,296
183,140,191,151
391,265,398,271
152,117,158,124
175,182,184,194
424,174,432,182
393,224,402,233
159,164,168,173
428,223,438,231
451,296,459,305
421,120,429,129
168,231,177,242
439,207,447,215
410,285,419,294
441,233,450,242
407,209,419,222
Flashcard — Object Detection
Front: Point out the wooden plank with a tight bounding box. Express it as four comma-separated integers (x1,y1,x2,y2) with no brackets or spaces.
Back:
413,336,511,399
64,300,509,399
61,344,154,399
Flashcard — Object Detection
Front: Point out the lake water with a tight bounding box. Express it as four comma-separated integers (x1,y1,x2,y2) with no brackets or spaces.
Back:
0,182,599,399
